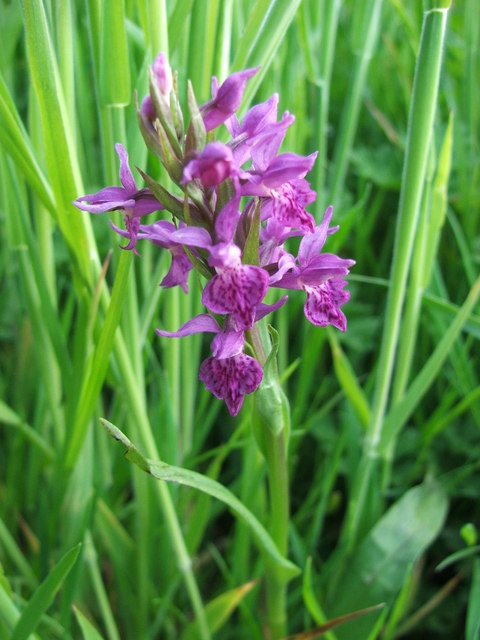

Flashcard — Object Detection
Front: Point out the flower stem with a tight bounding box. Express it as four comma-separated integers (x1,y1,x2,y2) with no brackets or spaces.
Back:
264,426,289,639
251,321,291,638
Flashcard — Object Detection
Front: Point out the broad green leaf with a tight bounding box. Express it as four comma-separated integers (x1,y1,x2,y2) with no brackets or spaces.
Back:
73,606,105,640
101,419,300,582
328,482,448,639
10,544,81,640
180,580,257,640
466,559,480,640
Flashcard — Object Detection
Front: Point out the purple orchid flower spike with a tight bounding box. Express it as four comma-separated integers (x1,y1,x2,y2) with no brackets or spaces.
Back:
200,67,260,131
73,143,162,254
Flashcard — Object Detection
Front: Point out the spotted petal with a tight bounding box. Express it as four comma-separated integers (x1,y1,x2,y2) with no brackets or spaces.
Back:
202,264,269,330
199,354,263,416
303,279,350,331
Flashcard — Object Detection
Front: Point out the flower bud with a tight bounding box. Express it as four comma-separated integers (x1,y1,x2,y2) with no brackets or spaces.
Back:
152,52,173,97
182,142,236,187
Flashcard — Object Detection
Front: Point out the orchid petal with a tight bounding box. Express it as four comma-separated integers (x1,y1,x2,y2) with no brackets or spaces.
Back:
202,264,269,330
155,314,221,339
199,353,263,416
298,206,333,266
115,143,137,193
211,329,244,359
171,226,213,249
255,295,288,321
303,280,350,331
261,151,318,188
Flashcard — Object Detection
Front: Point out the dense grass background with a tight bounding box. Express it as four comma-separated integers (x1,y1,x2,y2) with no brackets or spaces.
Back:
1,0,479,638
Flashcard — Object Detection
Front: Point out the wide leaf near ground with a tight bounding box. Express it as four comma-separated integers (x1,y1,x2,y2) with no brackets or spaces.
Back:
326,482,448,639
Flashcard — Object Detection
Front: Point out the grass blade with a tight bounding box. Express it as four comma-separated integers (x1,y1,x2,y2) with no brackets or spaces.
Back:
10,544,81,640
21,0,94,284
64,250,132,469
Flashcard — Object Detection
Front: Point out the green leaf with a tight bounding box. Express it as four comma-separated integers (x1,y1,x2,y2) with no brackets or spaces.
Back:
328,329,371,429
231,0,302,89
137,168,185,218
21,0,93,285
302,558,335,639
101,419,300,583
185,80,206,154
64,250,132,470
423,111,454,287
379,275,480,453
466,559,480,640
73,606,105,640
241,200,261,266
99,0,131,106
180,580,257,640
435,545,480,572
0,400,55,461
280,604,385,640
328,482,448,639
0,72,55,215
10,544,81,640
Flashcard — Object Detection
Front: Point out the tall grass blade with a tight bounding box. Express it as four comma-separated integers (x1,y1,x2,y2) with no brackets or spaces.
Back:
21,0,95,284
64,250,132,469
99,0,131,107
10,544,81,640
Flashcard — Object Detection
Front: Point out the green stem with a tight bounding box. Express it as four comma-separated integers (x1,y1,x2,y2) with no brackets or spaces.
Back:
264,428,289,639
251,321,291,639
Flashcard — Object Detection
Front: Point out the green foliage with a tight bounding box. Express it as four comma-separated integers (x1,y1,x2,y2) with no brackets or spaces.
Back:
0,1,479,638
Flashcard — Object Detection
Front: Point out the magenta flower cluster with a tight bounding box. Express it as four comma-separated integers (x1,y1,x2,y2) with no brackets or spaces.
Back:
74,54,354,416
